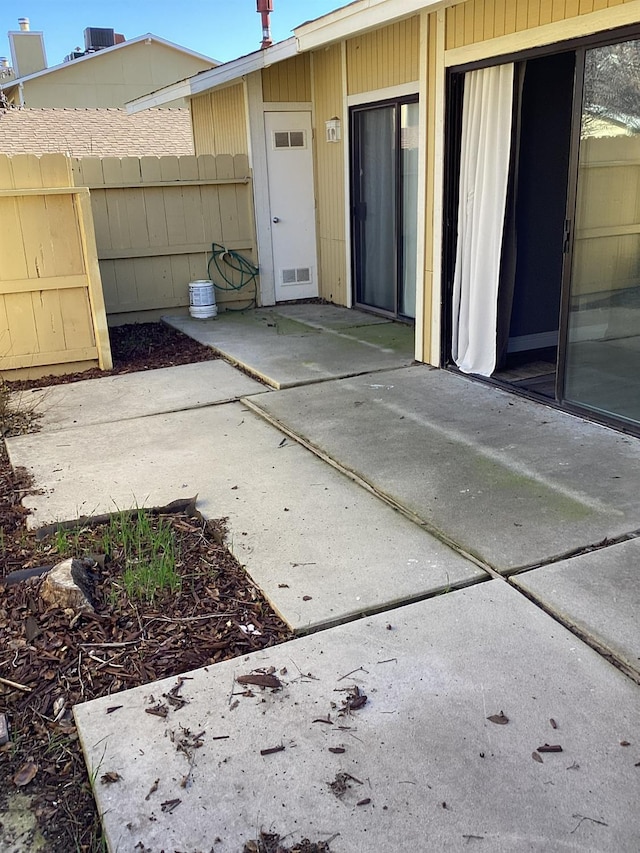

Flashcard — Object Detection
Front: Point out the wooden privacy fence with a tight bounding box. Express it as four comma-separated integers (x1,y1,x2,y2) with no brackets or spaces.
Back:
574,135,640,298
0,153,111,379
71,154,257,320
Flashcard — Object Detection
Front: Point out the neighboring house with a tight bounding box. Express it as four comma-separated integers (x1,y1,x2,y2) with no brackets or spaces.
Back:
0,19,217,108
129,0,640,436
0,107,194,156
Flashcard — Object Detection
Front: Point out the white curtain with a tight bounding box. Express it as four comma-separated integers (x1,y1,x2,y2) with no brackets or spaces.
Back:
452,64,514,376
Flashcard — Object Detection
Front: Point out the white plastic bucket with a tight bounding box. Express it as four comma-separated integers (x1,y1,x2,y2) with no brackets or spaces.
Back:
188,280,217,319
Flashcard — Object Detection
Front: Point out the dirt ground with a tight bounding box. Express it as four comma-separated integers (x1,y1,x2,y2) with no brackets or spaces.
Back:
0,323,304,852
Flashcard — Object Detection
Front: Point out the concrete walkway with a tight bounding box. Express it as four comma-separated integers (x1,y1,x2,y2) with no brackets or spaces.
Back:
75,581,640,853
7,305,640,851
165,304,415,388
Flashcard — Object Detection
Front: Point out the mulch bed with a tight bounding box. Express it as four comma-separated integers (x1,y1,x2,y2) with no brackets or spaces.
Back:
5,321,218,392
0,322,306,853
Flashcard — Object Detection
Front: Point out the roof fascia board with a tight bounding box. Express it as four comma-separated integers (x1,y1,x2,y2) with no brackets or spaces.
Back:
138,34,219,65
126,79,192,112
128,37,297,111
5,34,217,88
189,38,297,96
295,0,441,50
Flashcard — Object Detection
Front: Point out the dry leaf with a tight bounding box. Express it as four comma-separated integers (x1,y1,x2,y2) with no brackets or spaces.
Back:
532,752,543,764
13,760,38,786
100,771,122,784
236,673,282,689
487,711,509,725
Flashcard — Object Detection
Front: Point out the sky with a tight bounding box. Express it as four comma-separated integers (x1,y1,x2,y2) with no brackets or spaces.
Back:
1,0,344,68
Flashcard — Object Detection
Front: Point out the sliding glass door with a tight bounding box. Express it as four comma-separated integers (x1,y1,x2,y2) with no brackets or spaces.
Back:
444,28,640,432
562,38,640,425
351,98,419,319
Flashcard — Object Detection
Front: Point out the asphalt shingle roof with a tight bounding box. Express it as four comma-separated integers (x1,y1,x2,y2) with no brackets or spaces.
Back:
0,107,194,156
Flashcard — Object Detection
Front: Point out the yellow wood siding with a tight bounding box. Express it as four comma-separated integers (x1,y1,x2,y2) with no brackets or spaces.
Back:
72,154,256,320
262,55,311,102
311,45,348,305
445,0,634,48
346,17,420,95
20,42,214,108
572,136,640,296
0,153,111,378
191,85,248,157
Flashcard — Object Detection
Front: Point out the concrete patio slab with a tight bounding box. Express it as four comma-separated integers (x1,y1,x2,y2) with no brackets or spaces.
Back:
245,366,640,573
5,403,483,632
512,537,640,678
74,581,640,853
18,362,267,432
164,306,414,389
271,303,391,329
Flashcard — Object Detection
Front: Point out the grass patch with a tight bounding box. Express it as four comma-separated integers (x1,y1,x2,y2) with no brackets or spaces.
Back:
52,509,182,606
115,510,181,604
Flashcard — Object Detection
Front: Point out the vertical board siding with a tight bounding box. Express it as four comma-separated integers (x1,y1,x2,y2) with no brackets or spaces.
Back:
573,137,640,296
446,0,636,47
74,154,257,318
262,55,312,102
346,17,420,94
312,45,348,305
192,85,248,156
19,40,212,108
0,153,111,378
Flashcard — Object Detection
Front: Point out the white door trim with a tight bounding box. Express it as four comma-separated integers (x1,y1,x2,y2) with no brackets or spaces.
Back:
245,71,276,306
341,40,353,308
413,9,429,363
430,7,447,366
347,80,419,107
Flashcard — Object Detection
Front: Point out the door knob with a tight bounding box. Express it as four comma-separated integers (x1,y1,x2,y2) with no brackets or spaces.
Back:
272,216,280,223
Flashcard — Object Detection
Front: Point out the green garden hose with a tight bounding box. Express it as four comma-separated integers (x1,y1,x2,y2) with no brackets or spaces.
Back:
207,243,259,311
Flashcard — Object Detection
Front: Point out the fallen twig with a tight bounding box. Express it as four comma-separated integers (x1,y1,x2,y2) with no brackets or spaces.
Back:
260,744,285,756
570,814,608,834
338,666,369,682
0,675,32,693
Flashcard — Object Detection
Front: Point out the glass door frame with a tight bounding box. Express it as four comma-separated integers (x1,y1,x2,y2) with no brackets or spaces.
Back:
441,23,640,436
350,95,419,321
557,31,640,431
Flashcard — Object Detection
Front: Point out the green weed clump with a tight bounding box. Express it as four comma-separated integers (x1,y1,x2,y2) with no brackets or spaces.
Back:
108,510,181,605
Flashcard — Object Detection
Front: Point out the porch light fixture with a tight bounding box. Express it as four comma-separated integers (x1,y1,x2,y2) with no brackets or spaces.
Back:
325,117,341,143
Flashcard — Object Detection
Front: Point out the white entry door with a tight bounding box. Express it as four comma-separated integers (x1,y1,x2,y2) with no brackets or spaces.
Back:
264,111,318,301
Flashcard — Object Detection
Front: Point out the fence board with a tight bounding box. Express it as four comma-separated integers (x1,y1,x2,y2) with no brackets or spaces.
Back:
72,154,257,319
0,153,111,378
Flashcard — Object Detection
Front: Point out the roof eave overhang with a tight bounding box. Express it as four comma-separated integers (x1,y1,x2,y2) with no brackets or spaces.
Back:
295,0,443,51
127,37,298,113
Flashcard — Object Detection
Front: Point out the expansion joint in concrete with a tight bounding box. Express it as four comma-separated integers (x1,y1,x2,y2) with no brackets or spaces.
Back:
241,395,502,582
505,527,640,578
510,580,640,687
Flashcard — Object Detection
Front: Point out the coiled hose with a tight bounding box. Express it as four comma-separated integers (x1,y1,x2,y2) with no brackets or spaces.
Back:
207,242,259,311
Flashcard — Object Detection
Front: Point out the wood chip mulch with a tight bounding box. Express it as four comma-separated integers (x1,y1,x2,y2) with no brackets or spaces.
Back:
0,500,293,851
5,320,218,392
0,321,295,852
